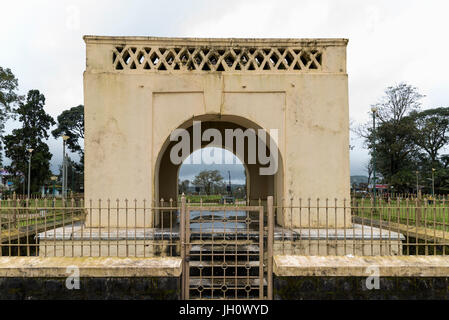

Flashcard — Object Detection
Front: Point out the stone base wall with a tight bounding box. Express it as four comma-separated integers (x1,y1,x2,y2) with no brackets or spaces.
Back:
0,277,180,300
274,276,449,299
3,275,449,300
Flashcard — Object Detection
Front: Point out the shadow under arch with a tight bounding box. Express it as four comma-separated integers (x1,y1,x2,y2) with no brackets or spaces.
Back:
154,114,284,207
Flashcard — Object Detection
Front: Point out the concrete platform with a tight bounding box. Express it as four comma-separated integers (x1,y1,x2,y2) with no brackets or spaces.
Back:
0,256,182,277
38,223,403,241
37,223,405,257
274,224,405,256
274,255,449,277
37,222,180,240
37,223,181,257
277,224,405,240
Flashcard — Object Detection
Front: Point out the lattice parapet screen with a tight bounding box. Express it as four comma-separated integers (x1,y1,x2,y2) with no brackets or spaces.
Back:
112,46,323,72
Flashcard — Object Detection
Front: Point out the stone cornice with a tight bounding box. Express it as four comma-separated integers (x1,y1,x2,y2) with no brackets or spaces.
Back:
83,35,348,47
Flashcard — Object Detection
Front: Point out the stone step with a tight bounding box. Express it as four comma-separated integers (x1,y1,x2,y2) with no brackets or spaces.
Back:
189,277,267,288
189,260,260,268
189,244,260,254
188,260,261,277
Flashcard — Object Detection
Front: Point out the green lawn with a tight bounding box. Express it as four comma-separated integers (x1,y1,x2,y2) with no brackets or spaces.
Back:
353,198,449,230
0,198,83,208
0,197,85,232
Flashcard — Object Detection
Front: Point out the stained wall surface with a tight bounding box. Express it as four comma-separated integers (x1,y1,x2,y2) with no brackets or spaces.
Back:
83,36,350,227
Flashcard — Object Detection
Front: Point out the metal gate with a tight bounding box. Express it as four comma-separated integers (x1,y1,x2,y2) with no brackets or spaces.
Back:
180,200,273,300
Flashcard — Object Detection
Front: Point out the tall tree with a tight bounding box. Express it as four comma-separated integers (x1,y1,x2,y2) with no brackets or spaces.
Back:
359,83,424,191
52,105,84,173
192,170,224,195
52,105,84,154
2,90,55,193
411,107,449,165
0,67,22,165
374,115,419,188
374,82,424,124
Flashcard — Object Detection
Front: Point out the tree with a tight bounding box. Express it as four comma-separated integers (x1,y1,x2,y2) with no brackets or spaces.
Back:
373,115,419,190
358,83,424,191
441,155,449,169
2,90,55,193
411,107,449,165
437,155,449,194
52,105,84,155
0,67,22,165
52,105,84,178
192,170,224,195
373,82,424,125
178,179,190,194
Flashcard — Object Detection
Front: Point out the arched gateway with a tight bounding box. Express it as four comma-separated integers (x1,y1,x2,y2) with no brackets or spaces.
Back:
38,37,403,299
83,36,350,229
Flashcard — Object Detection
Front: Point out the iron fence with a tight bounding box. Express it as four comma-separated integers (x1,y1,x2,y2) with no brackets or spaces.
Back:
2,194,449,301
2,195,449,259
276,196,449,256
353,192,449,201
0,198,180,258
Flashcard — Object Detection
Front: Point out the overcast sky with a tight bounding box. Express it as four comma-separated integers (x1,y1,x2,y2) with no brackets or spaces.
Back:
1,0,448,176
179,148,246,184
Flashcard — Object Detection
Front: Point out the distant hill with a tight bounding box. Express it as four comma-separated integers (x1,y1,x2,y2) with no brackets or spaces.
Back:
351,175,368,184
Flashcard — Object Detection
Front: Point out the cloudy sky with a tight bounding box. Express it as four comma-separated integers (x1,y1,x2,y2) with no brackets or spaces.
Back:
179,148,246,184
1,0,448,178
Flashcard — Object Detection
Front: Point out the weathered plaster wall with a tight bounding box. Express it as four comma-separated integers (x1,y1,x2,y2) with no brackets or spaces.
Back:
83,37,350,228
